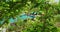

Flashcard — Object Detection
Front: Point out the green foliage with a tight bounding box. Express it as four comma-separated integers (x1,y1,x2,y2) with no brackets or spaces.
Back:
0,0,60,32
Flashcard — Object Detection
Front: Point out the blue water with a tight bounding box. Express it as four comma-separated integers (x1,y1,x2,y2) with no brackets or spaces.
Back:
9,18,15,23
0,12,36,24
19,14,28,20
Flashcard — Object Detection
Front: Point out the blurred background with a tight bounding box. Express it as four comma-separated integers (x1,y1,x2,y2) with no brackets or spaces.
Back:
0,0,60,32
